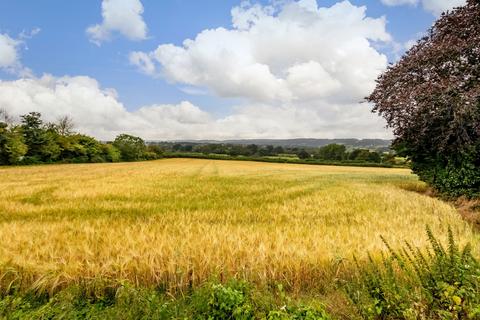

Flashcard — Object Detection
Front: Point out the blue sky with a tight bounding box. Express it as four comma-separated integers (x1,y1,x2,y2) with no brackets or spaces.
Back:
0,0,460,140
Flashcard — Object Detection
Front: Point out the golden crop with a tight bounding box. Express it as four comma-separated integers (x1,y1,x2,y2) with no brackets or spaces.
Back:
0,159,477,294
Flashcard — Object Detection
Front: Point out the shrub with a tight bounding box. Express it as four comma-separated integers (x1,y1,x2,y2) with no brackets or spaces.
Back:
267,305,331,320
205,283,253,319
345,227,480,319
143,151,159,160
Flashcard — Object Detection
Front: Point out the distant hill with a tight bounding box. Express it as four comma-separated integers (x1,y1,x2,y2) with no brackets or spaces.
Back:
156,138,391,150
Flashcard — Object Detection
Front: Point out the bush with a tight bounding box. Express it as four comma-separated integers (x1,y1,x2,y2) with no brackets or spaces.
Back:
417,154,480,199
143,151,159,160
202,283,253,319
345,227,480,319
267,306,331,320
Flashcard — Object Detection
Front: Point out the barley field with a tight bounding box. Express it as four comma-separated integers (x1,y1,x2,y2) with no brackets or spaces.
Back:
0,159,477,295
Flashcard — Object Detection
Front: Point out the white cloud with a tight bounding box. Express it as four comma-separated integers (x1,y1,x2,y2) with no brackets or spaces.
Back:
134,0,390,104
128,0,392,138
381,0,466,16
0,33,21,70
1,0,393,140
421,0,466,15
0,32,35,76
87,0,147,45
404,39,417,50
128,51,155,75
0,74,390,140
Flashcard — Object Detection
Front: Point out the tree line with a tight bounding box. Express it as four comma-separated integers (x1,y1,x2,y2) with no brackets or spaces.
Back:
0,111,162,165
158,142,396,164
0,110,397,166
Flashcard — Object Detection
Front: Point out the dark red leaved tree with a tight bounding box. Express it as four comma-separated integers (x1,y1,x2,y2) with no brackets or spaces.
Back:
367,0,480,198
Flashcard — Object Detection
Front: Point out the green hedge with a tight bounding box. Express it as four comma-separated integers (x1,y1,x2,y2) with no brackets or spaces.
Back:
163,152,406,169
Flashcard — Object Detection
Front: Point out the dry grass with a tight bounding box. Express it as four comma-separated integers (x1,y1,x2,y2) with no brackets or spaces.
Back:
0,159,477,295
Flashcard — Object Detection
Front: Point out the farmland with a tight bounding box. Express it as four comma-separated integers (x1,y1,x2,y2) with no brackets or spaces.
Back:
0,159,478,317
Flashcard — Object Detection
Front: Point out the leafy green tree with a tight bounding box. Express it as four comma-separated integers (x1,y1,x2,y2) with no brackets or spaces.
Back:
0,123,28,165
40,130,62,162
296,149,310,160
228,145,246,156
258,145,275,157
146,144,164,157
76,135,103,162
348,149,381,163
102,143,121,162
19,112,62,163
367,0,480,198
245,144,258,156
366,151,382,163
21,112,47,160
315,144,346,160
113,134,146,161
273,146,284,155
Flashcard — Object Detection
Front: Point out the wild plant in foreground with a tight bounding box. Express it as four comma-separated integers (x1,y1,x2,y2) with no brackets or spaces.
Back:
345,227,480,319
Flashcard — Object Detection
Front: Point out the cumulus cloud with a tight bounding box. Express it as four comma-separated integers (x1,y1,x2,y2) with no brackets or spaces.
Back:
0,32,35,76
381,0,466,16
0,74,390,140
128,0,392,138
1,0,394,140
128,51,155,75
87,0,147,45
0,33,21,70
421,0,466,15
132,0,390,104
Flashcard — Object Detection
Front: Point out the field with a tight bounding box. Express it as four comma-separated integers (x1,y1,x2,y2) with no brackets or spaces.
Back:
0,159,477,296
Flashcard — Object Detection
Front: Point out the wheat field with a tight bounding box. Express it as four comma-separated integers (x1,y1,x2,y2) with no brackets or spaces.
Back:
0,159,477,294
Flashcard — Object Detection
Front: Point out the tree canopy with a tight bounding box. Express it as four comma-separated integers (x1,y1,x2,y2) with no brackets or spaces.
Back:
367,0,480,198
113,134,147,161
0,112,162,165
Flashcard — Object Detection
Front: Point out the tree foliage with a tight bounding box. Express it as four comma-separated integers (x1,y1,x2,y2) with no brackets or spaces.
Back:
0,122,27,164
367,0,480,198
315,144,346,161
0,112,162,165
113,134,147,161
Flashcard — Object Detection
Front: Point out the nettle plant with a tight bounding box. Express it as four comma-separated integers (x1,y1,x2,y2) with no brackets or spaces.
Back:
345,227,480,319
367,0,480,199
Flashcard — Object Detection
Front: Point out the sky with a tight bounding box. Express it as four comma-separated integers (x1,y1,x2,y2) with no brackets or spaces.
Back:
0,0,466,140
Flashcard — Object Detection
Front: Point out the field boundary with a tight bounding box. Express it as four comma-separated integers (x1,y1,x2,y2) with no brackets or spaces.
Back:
163,152,408,169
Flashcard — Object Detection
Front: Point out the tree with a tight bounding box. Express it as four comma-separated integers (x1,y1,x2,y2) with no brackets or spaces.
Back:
20,112,61,162
246,144,259,156
296,149,310,160
102,144,121,162
273,146,284,155
56,115,75,136
21,112,45,157
315,144,346,161
258,145,275,157
228,145,246,156
146,144,164,157
113,134,146,161
0,122,27,164
367,0,480,198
